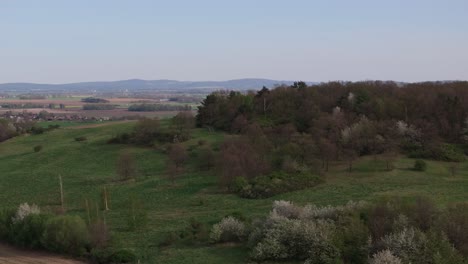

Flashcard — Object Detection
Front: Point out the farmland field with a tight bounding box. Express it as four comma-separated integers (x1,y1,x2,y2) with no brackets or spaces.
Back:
0,97,197,118
0,120,467,263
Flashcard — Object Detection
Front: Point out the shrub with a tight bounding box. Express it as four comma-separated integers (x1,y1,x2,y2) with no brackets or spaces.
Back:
238,171,323,199
413,159,427,171
438,203,468,256
11,213,51,249
159,232,180,247
300,201,368,221
12,203,40,223
210,217,246,243
426,231,465,264
89,220,110,249
42,215,89,255
108,249,137,263
0,209,15,240
180,218,209,245
107,133,131,144
337,216,370,264
30,126,45,135
369,250,402,264
366,202,399,239
376,227,428,263
33,145,43,153
75,136,87,142
250,216,338,262
404,196,437,231
272,200,302,219
196,146,215,170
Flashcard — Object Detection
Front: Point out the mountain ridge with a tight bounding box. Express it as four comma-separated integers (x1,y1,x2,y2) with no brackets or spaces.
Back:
0,78,316,93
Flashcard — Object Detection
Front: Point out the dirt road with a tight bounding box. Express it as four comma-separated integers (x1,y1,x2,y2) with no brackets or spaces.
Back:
0,243,85,264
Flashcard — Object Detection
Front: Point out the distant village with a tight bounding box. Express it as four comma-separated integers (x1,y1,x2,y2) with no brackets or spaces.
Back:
0,110,112,122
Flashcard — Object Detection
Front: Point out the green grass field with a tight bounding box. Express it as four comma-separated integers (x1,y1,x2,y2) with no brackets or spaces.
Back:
0,121,467,263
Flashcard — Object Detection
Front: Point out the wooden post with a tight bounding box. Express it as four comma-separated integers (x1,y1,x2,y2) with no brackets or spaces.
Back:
104,187,109,211
59,175,64,212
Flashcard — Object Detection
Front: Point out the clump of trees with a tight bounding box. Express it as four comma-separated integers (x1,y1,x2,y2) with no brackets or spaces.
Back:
0,103,45,109
0,118,55,142
108,113,196,146
0,119,17,142
209,198,468,263
81,97,109,103
82,104,116,110
128,103,192,112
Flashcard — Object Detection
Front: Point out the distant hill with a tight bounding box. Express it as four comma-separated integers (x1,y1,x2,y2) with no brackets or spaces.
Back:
0,79,316,93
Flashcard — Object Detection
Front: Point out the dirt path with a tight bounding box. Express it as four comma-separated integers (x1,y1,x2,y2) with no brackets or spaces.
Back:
0,243,85,264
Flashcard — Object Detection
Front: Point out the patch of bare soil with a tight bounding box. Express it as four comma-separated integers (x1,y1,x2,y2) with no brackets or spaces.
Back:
0,243,85,264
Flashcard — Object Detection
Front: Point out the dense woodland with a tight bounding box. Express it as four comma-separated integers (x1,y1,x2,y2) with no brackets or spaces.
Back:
195,81,468,195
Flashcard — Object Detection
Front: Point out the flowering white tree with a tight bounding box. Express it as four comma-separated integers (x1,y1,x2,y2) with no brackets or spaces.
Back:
12,203,40,223
369,250,402,264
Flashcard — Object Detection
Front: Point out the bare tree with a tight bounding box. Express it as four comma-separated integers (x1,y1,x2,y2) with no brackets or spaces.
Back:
116,151,137,181
166,144,188,184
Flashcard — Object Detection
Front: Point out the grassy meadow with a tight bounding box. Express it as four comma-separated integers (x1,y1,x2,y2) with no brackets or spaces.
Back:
0,120,467,263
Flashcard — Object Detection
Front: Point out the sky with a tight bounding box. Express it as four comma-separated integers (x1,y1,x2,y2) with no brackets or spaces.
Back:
1,0,467,84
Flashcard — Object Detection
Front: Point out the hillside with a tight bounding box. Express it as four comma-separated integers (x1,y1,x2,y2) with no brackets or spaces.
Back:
0,120,467,263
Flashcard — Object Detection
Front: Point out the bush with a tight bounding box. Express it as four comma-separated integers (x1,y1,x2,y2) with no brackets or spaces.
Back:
33,145,43,153
108,249,137,263
180,218,209,245
438,203,468,257
0,209,15,240
413,159,427,171
196,146,215,170
210,217,246,243
250,216,338,262
409,143,465,162
75,136,87,142
30,126,45,135
159,232,180,247
337,216,370,264
237,171,323,199
42,215,89,255
89,220,110,249
11,213,51,249
376,227,428,263
12,203,40,223
272,200,302,219
426,231,465,264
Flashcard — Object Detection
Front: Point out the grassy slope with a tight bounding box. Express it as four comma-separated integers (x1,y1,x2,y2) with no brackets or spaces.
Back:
0,122,467,263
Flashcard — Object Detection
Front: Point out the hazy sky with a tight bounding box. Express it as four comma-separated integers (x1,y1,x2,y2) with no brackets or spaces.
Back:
1,0,467,83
